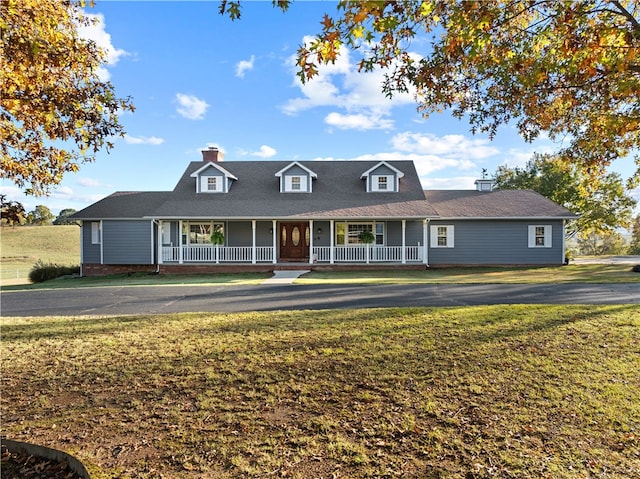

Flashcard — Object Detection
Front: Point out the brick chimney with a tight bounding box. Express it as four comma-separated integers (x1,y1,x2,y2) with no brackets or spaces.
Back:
202,146,224,162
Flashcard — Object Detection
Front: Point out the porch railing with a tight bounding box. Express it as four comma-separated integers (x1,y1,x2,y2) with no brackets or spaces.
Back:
161,246,274,263
162,245,422,263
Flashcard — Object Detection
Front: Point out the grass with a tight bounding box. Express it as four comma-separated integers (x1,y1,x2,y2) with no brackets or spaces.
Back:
0,225,79,283
2,306,639,478
1,264,638,291
299,264,640,284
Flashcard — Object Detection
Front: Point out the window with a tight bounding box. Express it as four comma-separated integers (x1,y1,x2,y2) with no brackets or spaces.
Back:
430,225,454,248
181,222,225,245
162,223,172,245
284,175,307,192
334,222,384,245
372,175,394,192
528,225,552,248
91,222,101,244
200,175,223,193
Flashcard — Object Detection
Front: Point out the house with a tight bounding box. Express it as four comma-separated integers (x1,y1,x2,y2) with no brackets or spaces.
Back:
71,148,577,276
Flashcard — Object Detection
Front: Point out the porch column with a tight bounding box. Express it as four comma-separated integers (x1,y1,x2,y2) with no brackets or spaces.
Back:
158,220,163,265
179,220,184,264
330,220,335,264
309,219,314,265
423,219,429,266
272,220,277,264
252,220,257,264
401,220,406,264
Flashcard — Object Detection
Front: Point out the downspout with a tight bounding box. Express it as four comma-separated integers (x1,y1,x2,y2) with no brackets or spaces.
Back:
152,219,160,273
423,219,430,268
78,221,83,277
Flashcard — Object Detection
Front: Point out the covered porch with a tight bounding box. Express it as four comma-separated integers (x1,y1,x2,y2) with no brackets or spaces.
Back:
157,218,429,266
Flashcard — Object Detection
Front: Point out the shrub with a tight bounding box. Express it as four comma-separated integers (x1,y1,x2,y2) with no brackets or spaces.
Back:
29,260,80,283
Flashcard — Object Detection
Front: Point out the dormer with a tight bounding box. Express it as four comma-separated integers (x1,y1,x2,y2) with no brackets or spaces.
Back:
474,178,496,191
275,161,317,193
360,161,404,192
190,162,238,193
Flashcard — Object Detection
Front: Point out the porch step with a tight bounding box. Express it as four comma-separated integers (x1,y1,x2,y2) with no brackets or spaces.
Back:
262,270,310,285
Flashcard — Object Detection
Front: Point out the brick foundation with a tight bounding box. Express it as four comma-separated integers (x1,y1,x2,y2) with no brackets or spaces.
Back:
81,263,427,277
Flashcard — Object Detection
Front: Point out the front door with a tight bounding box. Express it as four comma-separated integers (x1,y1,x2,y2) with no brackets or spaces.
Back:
279,222,310,262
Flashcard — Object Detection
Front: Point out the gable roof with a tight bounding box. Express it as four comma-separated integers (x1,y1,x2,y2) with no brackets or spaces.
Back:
190,161,238,180
424,189,578,219
360,161,405,179
72,160,437,220
274,161,318,179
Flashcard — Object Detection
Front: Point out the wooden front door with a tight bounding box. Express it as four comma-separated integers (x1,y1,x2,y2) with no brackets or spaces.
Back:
279,222,310,262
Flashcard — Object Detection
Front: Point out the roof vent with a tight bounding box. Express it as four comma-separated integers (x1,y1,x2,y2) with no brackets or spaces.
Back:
202,146,224,162
475,168,495,191
474,179,495,191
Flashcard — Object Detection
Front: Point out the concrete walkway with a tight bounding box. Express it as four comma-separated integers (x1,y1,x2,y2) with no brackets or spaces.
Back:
261,270,310,285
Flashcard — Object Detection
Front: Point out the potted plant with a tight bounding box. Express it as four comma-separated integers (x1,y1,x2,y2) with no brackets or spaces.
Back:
210,229,225,263
359,230,375,263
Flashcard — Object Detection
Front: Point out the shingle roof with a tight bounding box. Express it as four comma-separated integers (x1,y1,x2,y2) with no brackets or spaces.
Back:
72,160,438,220
424,189,578,219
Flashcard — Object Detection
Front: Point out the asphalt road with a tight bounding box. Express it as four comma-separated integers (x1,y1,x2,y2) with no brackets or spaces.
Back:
2,282,639,317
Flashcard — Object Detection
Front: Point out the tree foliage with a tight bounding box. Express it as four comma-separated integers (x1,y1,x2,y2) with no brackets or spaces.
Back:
577,228,628,256
494,153,637,236
26,205,55,225
53,208,78,225
629,214,640,254
0,194,26,226
0,0,134,196
222,1,639,175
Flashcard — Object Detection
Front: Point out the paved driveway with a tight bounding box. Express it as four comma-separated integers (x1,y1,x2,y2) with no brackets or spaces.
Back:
2,282,638,317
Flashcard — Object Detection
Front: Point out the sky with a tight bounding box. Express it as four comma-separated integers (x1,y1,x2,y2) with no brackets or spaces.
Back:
2,0,639,216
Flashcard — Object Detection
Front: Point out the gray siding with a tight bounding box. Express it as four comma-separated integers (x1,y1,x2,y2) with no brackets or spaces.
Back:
406,220,424,245
428,220,565,265
227,221,253,246
81,221,101,263
313,221,331,246
102,220,154,264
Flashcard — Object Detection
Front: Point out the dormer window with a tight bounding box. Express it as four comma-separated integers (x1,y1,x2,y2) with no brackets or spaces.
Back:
361,161,404,193
275,162,317,193
190,162,238,194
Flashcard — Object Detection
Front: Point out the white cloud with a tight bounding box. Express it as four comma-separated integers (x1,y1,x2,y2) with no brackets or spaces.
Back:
238,145,277,158
235,55,255,78
392,132,499,160
252,145,277,158
124,134,165,145
176,93,209,120
281,37,415,130
77,178,104,188
76,13,129,81
422,176,478,190
325,112,393,131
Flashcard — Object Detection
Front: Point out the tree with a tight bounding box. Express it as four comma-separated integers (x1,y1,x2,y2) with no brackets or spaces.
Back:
221,1,639,176
629,214,640,254
26,205,55,225
0,0,134,196
0,194,26,226
53,208,78,225
495,153,637,237
577,228,628,256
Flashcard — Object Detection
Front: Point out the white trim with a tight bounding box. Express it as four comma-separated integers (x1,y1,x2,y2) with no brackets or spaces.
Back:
284,175,308,192
274,161,318,179
360,161,405,179
528,225,552,248
430,225,454,248
372,175,395,192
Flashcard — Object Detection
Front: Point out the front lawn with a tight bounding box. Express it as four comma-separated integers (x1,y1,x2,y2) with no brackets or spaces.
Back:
2,306,638,478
